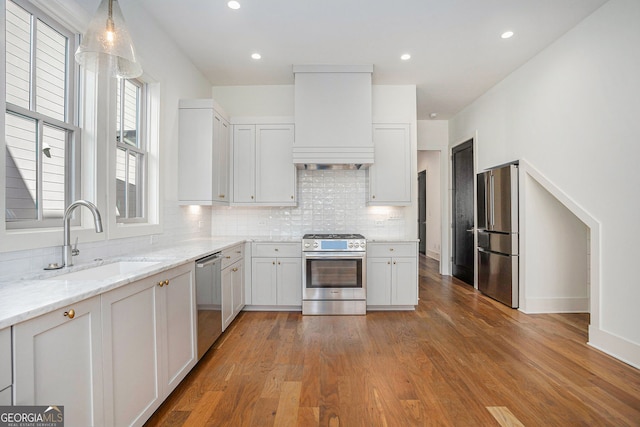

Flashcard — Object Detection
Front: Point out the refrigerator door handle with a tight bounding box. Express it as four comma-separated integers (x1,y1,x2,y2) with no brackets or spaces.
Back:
489,173,495,228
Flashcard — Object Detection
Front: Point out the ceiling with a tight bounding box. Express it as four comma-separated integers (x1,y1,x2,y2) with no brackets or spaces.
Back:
91,0,608,119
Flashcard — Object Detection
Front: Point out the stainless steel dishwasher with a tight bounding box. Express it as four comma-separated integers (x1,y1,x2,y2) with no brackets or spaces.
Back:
195,252,222,360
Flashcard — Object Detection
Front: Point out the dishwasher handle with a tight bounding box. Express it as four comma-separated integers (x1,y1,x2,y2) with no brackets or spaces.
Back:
196,253,221,268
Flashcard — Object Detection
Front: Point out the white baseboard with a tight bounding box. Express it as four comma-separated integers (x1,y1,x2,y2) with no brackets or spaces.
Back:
520,297,589,313
588,327,640,369
426,250,440,261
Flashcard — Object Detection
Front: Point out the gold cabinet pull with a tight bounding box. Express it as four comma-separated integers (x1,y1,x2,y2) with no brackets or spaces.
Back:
219,194,225,198
232,267,238,272
251,195,254,199
158,281,164,287
164,280,170,286
387,261,391,265
64,309,75,319
272,261,275,265
291,196,294,199
389,248,394,251
372,195,376,199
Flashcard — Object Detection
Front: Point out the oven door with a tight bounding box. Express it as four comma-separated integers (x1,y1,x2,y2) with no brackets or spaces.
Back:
302,252,366,300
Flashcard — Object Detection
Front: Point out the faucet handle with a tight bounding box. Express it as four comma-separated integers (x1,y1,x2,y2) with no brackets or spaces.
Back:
72,237,80,257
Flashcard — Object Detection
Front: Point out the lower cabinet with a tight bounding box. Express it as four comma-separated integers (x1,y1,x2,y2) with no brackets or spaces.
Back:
251,242,302,307
13,296,104,426
367,242,418,307
222,259,244,330
101,263,196,427
0,327,11,405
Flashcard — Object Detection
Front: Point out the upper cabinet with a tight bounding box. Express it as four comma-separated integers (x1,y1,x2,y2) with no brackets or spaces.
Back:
178,99,230,205
368,124,411,205
232,123,296,206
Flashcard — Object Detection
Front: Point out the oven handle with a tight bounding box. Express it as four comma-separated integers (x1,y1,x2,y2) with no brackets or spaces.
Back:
303,252,366,260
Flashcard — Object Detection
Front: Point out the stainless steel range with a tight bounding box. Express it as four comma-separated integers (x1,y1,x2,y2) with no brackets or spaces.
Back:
302,233,366,315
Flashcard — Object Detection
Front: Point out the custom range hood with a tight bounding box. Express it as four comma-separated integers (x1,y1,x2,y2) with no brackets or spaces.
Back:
293,65,374,169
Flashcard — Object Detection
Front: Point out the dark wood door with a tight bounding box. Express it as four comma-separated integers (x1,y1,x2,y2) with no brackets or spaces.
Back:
418,170,426,255
452,140,474,286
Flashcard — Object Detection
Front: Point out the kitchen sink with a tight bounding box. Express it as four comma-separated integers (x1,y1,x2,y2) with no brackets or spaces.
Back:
52,261,161,281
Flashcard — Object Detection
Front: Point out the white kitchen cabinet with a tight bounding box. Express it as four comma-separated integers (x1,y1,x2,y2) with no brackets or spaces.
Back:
179,99,230,205
251,243,302,307
369,124,411,205
221,244,245,330
232,124,296,206
366,242,418,308
13,296,104,426
101,263,196,427
0,327,10,404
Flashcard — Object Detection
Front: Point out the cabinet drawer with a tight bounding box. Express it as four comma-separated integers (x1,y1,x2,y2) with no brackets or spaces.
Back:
367,242,417,258
252,242,301,258
222,244,244,269
0,327,10,391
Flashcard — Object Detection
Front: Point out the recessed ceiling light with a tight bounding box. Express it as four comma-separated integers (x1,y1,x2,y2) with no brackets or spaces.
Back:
251,53,261,60
501,31,514,39
228,1,241,10
400,53,411,61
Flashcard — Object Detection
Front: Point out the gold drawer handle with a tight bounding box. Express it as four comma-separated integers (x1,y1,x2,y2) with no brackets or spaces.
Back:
158,281,164,287
64,309,75,319
232,268,238,272
164,280,170,286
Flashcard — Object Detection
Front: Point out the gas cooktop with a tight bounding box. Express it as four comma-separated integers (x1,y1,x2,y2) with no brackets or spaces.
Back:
302,233,365,240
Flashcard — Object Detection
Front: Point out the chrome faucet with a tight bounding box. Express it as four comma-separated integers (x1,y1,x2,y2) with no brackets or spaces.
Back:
62,200,103,267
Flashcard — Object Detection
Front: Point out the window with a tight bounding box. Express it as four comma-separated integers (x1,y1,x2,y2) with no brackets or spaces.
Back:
4,0,79,228
115,78,146,223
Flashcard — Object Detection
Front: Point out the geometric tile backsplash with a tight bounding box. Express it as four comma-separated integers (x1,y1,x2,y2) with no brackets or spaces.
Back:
211,169,409,239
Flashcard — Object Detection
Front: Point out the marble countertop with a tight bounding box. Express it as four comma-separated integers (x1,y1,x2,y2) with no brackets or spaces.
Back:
0,237,246,329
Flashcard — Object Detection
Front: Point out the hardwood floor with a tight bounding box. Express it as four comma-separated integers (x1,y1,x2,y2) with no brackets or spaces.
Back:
145,256,640,426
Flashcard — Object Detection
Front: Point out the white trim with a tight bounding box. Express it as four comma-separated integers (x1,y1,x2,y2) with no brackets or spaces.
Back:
29,0,90,33
588,328,640,369
522,297,589,314
426,250,440,261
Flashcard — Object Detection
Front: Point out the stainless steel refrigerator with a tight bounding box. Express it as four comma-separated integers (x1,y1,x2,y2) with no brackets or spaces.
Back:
476,162,519,308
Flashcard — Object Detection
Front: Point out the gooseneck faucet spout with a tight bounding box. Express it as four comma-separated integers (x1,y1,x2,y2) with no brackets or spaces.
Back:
63,200,103,267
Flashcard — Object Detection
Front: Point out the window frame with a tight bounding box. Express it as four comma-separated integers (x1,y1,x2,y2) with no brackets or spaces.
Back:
115,77,147,224
4,0,81,229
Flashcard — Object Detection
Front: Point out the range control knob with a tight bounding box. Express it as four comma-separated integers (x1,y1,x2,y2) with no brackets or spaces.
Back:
353,242,360,248
348,242,354,248
360,241,366,248
304,243,311,248
313,242,319,248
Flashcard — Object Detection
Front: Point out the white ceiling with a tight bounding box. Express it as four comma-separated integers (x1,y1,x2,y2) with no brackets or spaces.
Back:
92,0,609,119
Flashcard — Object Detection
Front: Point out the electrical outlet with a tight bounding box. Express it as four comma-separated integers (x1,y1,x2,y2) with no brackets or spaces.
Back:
258,220,267,227
375,220,384,226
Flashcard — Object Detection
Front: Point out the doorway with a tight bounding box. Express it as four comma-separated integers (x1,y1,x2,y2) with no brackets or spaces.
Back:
451,139,474,286
418,170,426,255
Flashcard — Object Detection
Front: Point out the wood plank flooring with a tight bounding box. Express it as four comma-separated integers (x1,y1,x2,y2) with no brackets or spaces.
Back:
145,256,640,426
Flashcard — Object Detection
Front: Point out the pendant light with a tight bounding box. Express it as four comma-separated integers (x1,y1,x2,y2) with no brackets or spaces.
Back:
75,0,142,78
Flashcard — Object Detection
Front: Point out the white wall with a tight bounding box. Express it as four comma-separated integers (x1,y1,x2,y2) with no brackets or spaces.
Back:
210,84,418,241
449,0,640,366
